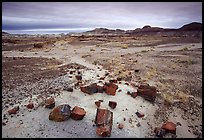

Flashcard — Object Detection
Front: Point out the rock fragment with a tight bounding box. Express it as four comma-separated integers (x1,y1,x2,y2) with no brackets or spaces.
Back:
80,83,103,94
70,106,86,120
45,97,55,109
154,127,166,138
161,121,176,134
118,123,124,129
8,106,19,115
136,111,145,118
154,121,177,137
75,75,82,80
108,101,117,109
137,83,157,102
96,126,111,137
103,82,118,96
27,103,34,109
109,79,117,83
49,104,71,122
64,87,73,92
95,101,101,108
95,108,113,137
127,91,138,98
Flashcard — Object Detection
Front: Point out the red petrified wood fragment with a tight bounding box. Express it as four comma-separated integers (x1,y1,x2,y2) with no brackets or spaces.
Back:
95,108,113,137
108,101,117,109
70,106,86,120
161,121,176,134
8,106,19,115
45,97,55,109
27,103,34,109
137,83,157,102
49,104,71,122
103,82,118,96
136,111,145,118
95,101,101,108
127,91,138,98
80,83,104,94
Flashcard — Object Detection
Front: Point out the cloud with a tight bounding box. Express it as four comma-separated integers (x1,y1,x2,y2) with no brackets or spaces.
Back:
2,2,202,33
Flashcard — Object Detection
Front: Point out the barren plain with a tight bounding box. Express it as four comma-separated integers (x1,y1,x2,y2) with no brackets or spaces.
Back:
2,31,202,138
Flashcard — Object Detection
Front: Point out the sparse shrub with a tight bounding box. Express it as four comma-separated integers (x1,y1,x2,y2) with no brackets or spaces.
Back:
141,49,149,53
90,48,95,51
180,47,189,51
175,91,189,103
121,45,128,49
82,54,91,58
175,59,197,65
93,60,99,65
34,43,44,48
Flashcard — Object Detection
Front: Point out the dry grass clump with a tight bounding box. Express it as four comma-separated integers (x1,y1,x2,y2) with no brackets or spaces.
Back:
175,59,198,65
121,44,128,49
90,48,95,51
180,47,189,51
141,49,149,53
82,54,91,58
145,67,157,80
161,90,190,105
34,43,44,48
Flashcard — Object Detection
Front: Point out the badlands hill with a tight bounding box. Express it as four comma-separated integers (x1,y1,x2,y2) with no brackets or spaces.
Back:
83,22,202,35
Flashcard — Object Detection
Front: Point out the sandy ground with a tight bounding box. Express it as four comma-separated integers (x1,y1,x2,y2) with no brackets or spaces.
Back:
2,39,202,138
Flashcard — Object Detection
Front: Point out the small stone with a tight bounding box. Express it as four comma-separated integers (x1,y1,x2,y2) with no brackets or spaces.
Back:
2,122,6,126
125,83,129,85
27,103,34,109
99,77,105,80
129,118,132,124
8,106,19,115
75,75,82,80
108,101,117,109
70,106,86,120
45,97,55,109
109,79,117,83
105,72,109,76
118,123,124,129
161,121,176,134
154,127,166,138
65,87,73,92
95,101,101,108
136,122,141,127
80,83,103,94
176,122,182,126
136,111,145,118
117,77,122,81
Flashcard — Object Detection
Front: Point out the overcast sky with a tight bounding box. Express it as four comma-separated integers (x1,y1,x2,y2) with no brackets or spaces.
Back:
2,2,202,34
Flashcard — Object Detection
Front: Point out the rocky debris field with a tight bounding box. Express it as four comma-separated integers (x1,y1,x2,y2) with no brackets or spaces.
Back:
2,34,202,138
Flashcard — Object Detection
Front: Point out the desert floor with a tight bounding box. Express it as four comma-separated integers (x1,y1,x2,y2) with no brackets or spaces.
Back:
2,37,202,138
